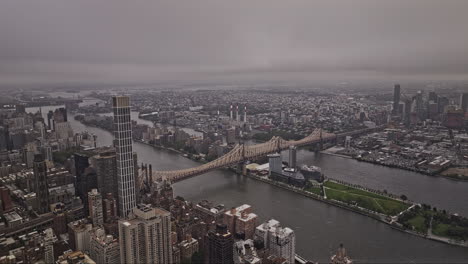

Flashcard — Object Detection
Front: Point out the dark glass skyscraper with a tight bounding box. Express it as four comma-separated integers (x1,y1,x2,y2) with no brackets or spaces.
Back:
206,224,234,264
392,84,401,115
33,154,49,214
460,93,468,113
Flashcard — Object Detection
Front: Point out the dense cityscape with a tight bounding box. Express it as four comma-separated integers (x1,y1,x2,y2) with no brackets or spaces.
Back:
0,83,466,263
2,1,468,263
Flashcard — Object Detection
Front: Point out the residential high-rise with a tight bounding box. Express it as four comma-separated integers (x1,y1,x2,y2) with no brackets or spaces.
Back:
178,235,199,262
88,189,104,226
33,154,49,214
55,121,73,139
206,224,234,264
0,186,13,212
119,204,172,264
288,146,297,169
255,219,295,264
68,219,93,252
52,203,67,235
392,84,401,115
89,228,120,264
103,193,118,223
112,96,137,217
223,204,258,240
44,228,56,264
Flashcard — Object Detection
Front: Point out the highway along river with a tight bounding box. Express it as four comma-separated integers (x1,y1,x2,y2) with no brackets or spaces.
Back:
28,105,468,263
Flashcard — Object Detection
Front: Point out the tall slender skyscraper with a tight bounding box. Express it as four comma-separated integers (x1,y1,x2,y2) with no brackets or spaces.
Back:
393,84,401,115
112,96,136,217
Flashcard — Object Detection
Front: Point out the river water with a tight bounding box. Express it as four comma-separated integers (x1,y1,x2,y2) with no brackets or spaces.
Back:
27,105,468,263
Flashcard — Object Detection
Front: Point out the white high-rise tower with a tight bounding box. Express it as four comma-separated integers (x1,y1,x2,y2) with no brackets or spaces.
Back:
119,205,172,264
112,96,136,217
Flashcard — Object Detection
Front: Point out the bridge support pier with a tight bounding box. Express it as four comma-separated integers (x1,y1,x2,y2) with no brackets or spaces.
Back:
237,162,247,176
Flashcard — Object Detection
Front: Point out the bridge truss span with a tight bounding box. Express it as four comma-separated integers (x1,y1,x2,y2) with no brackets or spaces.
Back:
153,128,336,182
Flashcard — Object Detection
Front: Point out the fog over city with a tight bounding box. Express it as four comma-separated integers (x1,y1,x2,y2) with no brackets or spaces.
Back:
1,0,468,86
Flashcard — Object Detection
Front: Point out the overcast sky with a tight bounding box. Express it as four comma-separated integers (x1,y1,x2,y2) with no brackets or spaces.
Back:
1,0,468,86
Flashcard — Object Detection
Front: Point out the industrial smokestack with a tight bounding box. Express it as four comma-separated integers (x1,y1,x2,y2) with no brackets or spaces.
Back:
230,105,233,120
236,104,240,122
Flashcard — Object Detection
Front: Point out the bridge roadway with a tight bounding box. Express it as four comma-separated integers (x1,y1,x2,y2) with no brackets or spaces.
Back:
150,126,382,182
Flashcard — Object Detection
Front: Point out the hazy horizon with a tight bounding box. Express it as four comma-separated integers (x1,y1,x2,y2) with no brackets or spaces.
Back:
1,0,468,87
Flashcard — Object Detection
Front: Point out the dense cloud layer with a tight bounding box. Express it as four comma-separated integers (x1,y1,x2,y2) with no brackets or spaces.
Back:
1,0,468,85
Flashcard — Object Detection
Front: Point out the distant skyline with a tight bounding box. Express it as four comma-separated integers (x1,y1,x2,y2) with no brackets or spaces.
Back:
1,0,468,86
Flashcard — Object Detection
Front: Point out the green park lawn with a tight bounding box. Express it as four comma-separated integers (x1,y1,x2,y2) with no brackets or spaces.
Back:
432,222,468,240
407,215,428,233
305,186,322,196
324,181,410,216
432,223,450,236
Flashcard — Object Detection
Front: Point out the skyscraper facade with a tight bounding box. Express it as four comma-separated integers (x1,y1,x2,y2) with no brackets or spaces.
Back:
268,153,282,176
206,224,234,264
460,93,468,113
118,205,172,264
103,193,118,223
90,149,118,202
112,96,136,217
88,189,104,226
255,219,295,264
90,228,120,264
33,154,49,214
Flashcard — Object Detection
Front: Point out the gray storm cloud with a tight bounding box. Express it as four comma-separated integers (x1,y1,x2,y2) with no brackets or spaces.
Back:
1,0,468,86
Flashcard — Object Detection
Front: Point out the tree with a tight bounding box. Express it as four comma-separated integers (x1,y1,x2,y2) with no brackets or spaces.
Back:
400,194,408,201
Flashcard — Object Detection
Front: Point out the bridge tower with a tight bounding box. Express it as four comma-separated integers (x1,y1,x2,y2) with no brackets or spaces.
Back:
319,128,324,150
276,136,281,153
237,142,247,176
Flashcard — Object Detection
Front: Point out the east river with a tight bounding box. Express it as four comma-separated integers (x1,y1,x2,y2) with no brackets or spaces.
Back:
28,104,468,263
